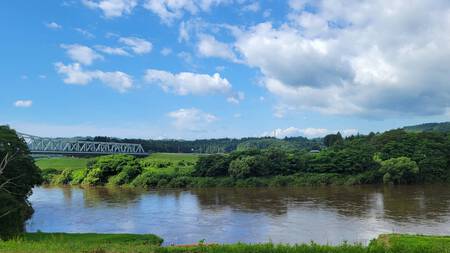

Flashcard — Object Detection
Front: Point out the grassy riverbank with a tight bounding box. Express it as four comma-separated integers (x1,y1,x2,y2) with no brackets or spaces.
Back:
1,233,449,253
37,153,372,187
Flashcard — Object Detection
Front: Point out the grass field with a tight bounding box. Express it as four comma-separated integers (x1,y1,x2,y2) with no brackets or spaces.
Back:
35,157,95,171
1,233,449,253
36,153,200,171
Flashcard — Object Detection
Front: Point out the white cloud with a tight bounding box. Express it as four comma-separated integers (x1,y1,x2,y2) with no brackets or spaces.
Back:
46,22,62,29
118,37,152,54
75,28,95,39
55,62,94,85
160,47,172,56
262,127,358,138
82,0,137,18
242,2,259,12
14,100,33,108
234,1,450,118
227,91,245,104
197,34,236,61
95,45,130,56
144,69,231,95
143,0,231,24
168,108,217,130
61,44,103,65
55,62,133,92
178,21,190,42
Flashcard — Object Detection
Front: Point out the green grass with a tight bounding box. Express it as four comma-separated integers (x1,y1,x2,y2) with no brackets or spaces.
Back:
1,233,450,253
35,157,95,171
372,234,450,252
145,153,200,163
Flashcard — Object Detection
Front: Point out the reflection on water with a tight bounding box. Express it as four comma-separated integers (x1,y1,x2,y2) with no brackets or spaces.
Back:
27,185,450,245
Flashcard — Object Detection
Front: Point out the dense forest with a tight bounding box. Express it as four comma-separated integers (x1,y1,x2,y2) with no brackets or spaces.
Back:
45,127,450,187
86,136,323,153
403,122,450,133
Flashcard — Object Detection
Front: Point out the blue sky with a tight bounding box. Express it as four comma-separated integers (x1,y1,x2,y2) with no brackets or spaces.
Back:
1,0,450,139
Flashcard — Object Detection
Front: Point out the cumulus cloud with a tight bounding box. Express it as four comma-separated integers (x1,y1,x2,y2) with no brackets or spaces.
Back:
234,0,450,118
55,62,133,93
197,34,236,61
46,22,62,29
144,69,231,95
143,0,231,24
168,108,217,130
262,127,358,138
118,37,152,54
95,45,130,56
14,100,33,108
82,0,137,18
61,44,103,65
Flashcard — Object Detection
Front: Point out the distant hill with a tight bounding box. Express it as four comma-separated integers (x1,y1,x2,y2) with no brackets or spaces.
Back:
403,122,450,133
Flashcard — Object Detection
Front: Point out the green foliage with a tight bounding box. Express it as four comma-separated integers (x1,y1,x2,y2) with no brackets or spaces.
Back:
38,128,450,188
70,169,88,185
324,132,344,147
403,121,450,133
378,157,419,184
2,233,450,253
193,154,230,177
0,126,42,239
52,169,72,185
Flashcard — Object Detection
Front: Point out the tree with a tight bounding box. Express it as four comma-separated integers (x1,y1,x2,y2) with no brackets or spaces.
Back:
378,156,419,184
324,132,344,147
193,154,230,177
0,126,42,239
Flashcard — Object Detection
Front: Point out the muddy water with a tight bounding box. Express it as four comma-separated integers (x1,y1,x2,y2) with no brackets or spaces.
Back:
26,185,450,245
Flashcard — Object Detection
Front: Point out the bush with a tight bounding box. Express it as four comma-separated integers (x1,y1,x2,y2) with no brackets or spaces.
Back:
71,169,88,185
41,168,59,184
131,172,173,188
167,176,192,188
108,164,142,186
52,169,72,185
378,156,420,184
82,168,103,186
193,154,230,177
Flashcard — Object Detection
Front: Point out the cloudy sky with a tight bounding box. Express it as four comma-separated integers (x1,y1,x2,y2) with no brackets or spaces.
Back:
1,0,450,139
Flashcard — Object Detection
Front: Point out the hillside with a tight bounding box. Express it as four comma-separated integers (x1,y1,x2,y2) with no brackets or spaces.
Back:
403,122,450,133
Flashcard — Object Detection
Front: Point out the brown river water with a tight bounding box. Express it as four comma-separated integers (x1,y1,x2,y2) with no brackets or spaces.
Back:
26,185,450,245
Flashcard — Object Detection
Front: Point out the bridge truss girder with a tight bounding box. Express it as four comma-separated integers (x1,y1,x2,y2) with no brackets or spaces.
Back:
17,133,147,156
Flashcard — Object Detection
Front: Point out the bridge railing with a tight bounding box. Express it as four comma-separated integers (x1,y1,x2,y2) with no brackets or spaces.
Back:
17,133,147,156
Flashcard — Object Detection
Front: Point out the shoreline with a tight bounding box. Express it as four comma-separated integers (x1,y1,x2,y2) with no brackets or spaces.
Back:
1,233,450,253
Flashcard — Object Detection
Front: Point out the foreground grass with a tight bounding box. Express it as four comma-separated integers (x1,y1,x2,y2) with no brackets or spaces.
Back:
1,233,450,253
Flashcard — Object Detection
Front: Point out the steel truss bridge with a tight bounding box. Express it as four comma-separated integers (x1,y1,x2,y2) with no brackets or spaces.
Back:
17,133,147,156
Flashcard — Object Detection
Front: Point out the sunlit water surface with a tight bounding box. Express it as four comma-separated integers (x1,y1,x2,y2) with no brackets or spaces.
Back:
27,185,450,245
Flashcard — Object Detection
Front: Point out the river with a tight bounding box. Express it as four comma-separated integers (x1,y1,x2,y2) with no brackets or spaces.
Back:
26,185,450,245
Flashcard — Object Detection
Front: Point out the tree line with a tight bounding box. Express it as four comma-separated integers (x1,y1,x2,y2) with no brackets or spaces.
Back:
86,136,323,154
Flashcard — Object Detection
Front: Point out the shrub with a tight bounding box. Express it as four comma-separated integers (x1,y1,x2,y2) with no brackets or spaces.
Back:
108,164,142,186
167,176,193,188
41,168,59,184
193,154,230,177
71,168,88,185
52,169,72,185
378,156,420,184
82,168,103,186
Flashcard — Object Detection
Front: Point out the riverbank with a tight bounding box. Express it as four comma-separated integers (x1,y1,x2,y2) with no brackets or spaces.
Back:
37,154,378,188
1,233,449,253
